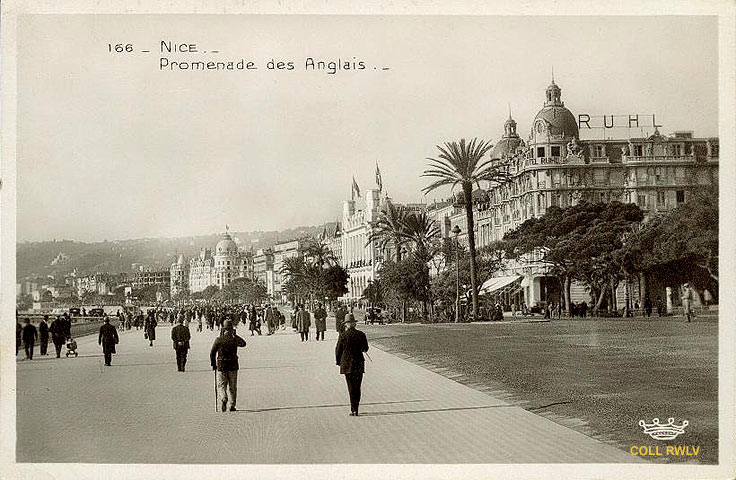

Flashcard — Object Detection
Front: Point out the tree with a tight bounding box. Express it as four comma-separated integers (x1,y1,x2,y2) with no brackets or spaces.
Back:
503,201,643,312
367,200,411,261
305,240,337,268
431,242,505,321
322,265,349,301
219,277,268,304
422,138,509,319
200,285,220,301
622,186,718,298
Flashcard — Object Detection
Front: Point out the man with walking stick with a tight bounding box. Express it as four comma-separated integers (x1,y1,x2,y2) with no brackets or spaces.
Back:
210,320,246,412
335,315,369,416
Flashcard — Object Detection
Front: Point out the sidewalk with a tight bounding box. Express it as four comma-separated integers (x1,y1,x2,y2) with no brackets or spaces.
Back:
16,322,640,464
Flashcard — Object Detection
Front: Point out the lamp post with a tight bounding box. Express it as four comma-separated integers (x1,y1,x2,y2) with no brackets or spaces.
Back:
452,225,461,323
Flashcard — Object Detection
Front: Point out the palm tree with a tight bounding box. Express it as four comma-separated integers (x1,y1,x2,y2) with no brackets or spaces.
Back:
402,212,441,259
367,200,410,261
422,138,509,319
305,240,336,268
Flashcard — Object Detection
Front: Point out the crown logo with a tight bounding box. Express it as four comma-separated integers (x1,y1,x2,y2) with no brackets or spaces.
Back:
638,418,689,440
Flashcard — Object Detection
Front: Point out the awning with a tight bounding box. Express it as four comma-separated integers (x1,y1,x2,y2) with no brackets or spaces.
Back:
474,275,522,296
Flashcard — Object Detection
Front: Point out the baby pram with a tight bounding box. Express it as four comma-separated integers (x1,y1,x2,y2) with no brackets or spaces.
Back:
65,337,78,357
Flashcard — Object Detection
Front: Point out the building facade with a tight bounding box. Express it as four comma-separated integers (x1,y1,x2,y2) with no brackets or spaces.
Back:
172,231,251,295
432,79,719,310
253,248,274,297
273,238,312,303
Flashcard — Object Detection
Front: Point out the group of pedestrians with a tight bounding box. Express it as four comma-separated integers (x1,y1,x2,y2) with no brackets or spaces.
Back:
20,300,371,418
16,314,73,360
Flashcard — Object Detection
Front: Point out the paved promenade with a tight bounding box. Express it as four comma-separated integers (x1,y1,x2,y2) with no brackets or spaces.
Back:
16,320,640,464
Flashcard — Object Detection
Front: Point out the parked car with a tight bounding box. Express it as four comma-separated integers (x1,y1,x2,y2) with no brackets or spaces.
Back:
89,307,105,317
69,307,81,316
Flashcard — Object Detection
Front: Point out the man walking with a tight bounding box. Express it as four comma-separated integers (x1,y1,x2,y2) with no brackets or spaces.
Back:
335,315,369,416
98,317,119,366
22,318,38,360
49,315,66,358
210,320,246,412
144,311,157,347
171,317,191,372
314,303,327,341
296,304,311,342
39,315,50,356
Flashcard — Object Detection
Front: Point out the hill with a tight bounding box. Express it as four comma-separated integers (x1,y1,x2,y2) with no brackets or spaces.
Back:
16,225,325,281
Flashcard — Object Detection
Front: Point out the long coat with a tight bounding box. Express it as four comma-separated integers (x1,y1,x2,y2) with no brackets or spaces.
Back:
314,308,327,332
99,323,119,354
296,310,311,333
144,316,157,340
39,321,49,342
335,327,369,374
49,319,66,344
171,324,191,350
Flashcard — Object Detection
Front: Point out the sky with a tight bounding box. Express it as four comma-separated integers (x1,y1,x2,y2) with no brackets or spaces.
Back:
17,15,718,242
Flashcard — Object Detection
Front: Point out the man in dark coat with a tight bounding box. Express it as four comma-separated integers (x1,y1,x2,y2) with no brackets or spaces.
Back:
314,303,327,341
296,304,311,341
49,316,66,358
144,311,157,347
210,320,246,412
98,317,119,366
171,317,191,372
39,315,50,356
335,315,369,416
22,318,38,360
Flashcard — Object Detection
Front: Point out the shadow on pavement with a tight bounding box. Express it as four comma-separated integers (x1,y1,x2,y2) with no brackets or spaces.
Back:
236,399,429,413
358,404,515,417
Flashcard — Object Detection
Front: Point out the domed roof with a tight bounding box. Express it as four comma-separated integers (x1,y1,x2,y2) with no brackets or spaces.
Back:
531,79,578,140
533,106,579,139
490,112,522,159
215,232,238,256
490,136,522,160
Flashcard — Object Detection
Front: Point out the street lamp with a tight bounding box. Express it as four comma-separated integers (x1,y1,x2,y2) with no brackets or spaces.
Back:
452,225,461,323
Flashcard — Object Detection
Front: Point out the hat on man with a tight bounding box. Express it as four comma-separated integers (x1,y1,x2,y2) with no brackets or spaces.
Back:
343,316,357,324
223,319,234,330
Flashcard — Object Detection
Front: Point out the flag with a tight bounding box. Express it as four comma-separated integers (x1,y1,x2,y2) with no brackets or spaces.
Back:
375,162,383,191
352,176,361,199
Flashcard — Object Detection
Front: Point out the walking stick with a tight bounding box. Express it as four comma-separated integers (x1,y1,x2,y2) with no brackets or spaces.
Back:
214,369,218,412
365,352,373,362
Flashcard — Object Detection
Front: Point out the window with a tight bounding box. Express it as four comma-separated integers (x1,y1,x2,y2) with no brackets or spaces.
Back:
657,191,666,206
676,190,685,203
711,143,719,157
637,194,647,207
672,144,682,156
537,146,545,158
593,145,604,157
551,146,561,157
634,145,643,156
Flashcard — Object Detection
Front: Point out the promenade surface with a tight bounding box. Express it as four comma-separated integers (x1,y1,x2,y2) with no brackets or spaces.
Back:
16,320,641,464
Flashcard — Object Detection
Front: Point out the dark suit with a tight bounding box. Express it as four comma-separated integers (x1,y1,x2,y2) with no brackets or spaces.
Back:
22,324,38,359
49,319,66,357
171,324,191,371
98,322,119,366
336,326,369,414
39,320,49,355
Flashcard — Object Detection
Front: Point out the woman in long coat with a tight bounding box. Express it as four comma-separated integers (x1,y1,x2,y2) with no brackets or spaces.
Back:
144,311,157,347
